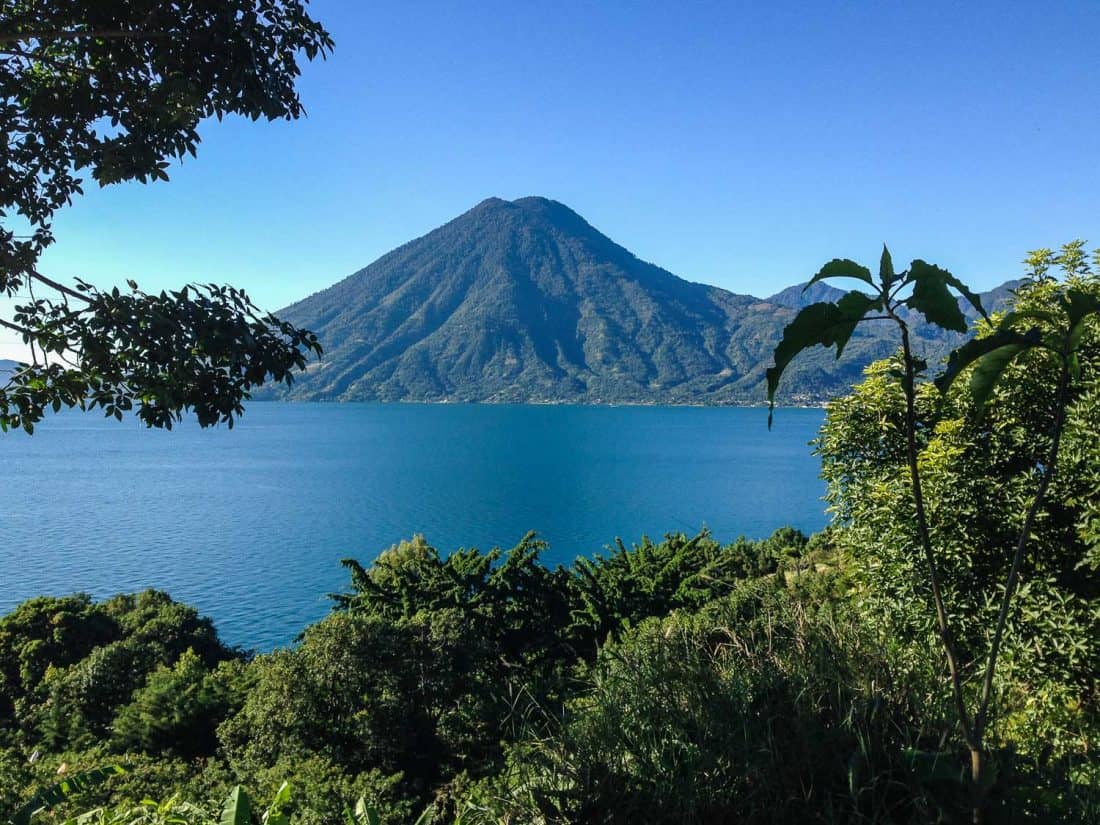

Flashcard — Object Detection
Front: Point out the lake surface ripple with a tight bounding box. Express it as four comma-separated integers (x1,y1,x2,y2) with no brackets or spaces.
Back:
1,403,826,649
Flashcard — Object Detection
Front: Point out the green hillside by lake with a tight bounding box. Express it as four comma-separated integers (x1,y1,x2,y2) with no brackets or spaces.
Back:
272,197,1017,406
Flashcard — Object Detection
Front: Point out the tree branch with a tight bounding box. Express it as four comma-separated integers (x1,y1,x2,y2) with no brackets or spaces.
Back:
0,47,97,77
0,317,32,336
29,270,90,303
0,29,167,45
0,361,36,393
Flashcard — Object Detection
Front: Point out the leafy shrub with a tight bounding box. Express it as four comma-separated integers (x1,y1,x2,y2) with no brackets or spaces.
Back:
817,276,1100,764
0,591,236,751
465,575,956,824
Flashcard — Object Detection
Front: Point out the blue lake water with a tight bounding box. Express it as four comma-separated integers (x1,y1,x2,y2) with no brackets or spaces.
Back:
1,403,826,650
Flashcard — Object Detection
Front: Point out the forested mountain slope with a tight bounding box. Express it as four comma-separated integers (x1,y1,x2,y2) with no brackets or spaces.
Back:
276,197,1016,404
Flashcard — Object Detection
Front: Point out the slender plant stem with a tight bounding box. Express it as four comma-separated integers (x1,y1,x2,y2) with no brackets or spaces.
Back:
895,319,977,750
974,363,1071,739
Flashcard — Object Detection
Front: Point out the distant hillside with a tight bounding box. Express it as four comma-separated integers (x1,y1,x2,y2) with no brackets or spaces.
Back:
765,281,847,309
766,279,1018,323
275,197,1019,405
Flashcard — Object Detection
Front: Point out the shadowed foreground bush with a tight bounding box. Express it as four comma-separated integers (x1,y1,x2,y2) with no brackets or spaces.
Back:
2,528,1097,823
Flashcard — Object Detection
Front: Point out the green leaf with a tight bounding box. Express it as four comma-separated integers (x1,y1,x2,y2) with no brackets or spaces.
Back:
268,782,291,811
805,258,875,291
998,308,1059,329
969,344,1027,413
1063,290,1100,353
220,786,252,825
766,291,880,426
944,271,987,321
1063,289,1100,326
905,260,974,332
345,798,380,825
7,767,125,825
878,244,896,291
1069,352,1082,381
262,782,292,825
935,327,1037,396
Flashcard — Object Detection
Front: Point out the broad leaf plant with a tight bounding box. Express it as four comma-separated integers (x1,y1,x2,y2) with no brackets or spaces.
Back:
767,241,1100,823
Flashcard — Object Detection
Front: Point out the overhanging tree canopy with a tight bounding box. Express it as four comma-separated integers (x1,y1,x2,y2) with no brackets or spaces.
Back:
0,0,332,431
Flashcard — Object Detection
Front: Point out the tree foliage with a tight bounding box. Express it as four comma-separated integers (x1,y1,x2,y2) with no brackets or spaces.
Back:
768,242,1100,819
1,529,832,823
818,271,1100,756
0,590,235,750
0,1,332,431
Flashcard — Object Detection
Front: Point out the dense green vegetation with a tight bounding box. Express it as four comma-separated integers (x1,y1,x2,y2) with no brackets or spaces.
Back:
2,266,1097,823
0,530,833,823
767,243,1099,821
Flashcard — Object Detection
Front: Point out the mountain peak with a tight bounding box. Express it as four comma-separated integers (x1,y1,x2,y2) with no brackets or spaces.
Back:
471,196,509,210
274,199,1017,405
765,281,847,310
466,195,587,225
511,195,570,211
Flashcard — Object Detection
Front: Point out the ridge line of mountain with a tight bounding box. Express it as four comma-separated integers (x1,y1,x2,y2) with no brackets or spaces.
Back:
268,196,1018,405
2,197,1019,407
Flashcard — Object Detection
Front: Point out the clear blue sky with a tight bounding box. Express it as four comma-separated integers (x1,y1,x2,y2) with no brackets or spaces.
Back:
4,0,1098,358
